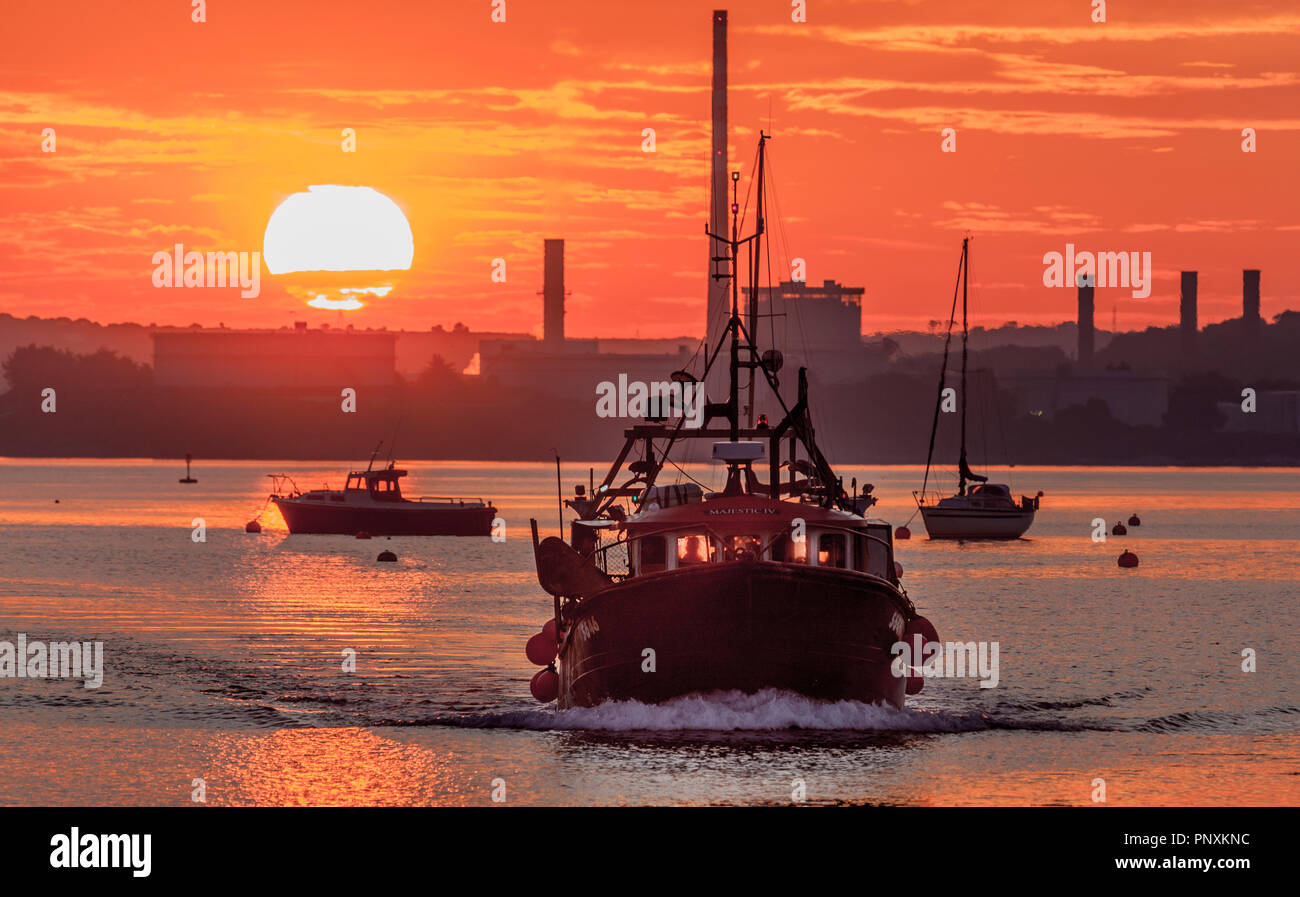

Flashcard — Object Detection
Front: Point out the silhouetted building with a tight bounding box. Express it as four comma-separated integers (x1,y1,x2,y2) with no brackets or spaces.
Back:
742,280,865,353
479,239,694,399
1243,269,1261,335
479,337,694,400
544,239,565,348
1077,278,1095,367
1180,271,1198,360
152,325,396,389
1004,370,1170,427
1218,390,1299,434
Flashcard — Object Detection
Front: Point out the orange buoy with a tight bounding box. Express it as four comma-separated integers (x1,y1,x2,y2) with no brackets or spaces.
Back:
895,525,911,540
894,561,904,579
1128,514,1141,526
530,666,559,703
1112,522,1127,536
526,631,558,666
902,615,939,695
1118,550,1139,568
377,550,397,562
541,618,558,644
356,531,372,540
904,615,939,646
245,520,262,533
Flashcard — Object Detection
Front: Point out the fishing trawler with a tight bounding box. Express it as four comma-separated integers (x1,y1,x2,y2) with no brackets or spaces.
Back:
525,132,938,709
915,237,1041,540
268,446,496,536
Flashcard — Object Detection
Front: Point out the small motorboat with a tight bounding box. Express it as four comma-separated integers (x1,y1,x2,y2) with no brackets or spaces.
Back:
269,450,496,536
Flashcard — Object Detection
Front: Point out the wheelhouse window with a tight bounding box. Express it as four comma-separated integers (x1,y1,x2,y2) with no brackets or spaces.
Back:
676,534,714,566
638,536,667,574
769,533,808,563
346,475,365,490
817,533,848,568
854,530,890,579
725,535,762,562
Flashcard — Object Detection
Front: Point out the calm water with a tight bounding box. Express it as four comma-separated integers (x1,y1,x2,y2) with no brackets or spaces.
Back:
0,459,1295,806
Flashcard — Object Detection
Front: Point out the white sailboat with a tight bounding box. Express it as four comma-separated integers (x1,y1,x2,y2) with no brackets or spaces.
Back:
915,237,1041,540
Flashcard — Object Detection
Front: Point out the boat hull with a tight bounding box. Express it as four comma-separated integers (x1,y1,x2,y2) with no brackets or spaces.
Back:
272,497,496,536
918,506,1034,540
557,561,910,709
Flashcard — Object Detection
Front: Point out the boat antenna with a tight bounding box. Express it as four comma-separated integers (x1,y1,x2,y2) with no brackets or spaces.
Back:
367,441,383,472
387,416,403,469
552,449,564,537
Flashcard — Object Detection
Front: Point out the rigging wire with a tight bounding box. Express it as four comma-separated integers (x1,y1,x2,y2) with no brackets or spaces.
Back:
920,242,965,499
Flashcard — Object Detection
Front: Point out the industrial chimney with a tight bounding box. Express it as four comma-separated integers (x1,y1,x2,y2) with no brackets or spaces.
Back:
1243,269,1261,334
1076,275,1095,367
544,239,564,348
705,10,729,357
1180,270,1198,360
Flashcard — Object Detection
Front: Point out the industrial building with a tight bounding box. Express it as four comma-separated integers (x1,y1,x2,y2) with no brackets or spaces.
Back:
151,322,397,389
477,239,698,402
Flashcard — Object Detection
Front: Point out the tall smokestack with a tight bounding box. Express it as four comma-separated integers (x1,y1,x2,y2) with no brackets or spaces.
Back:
1180,270,1198,360
1076,276,1095,367
544,239,564,348
706,10,728,357
1243,269,1261,333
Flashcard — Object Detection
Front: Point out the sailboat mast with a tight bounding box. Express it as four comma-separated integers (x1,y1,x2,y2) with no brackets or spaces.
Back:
728,169,740,442
958,236,970,496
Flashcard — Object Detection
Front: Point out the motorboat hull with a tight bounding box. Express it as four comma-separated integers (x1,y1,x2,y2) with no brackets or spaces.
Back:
272,496,496,536
919,505,1034,540
557,561,911,709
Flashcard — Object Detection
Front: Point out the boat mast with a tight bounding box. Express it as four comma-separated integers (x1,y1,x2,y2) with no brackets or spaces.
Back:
958,236,970,496
710,140,767,444
919,239,964,500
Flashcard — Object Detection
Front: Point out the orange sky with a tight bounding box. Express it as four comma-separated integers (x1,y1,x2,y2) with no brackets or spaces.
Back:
1,0,1297,337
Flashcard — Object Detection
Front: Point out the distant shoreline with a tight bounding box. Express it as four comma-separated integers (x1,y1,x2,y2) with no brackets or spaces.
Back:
1,455,1296,469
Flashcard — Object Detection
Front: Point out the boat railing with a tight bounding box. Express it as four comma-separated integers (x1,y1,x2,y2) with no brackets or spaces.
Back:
913,490,948,507
404,495,492,506
589,529,631,580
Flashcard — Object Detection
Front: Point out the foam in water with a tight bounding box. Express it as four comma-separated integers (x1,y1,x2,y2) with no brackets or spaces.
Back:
445,689,998,733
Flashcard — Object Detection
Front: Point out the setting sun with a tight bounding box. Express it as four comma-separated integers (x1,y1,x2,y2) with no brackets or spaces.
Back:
263,185,414,309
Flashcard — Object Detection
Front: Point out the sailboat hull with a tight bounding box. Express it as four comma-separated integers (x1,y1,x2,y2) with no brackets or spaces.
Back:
557,561,910,709
919,505,1034,540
